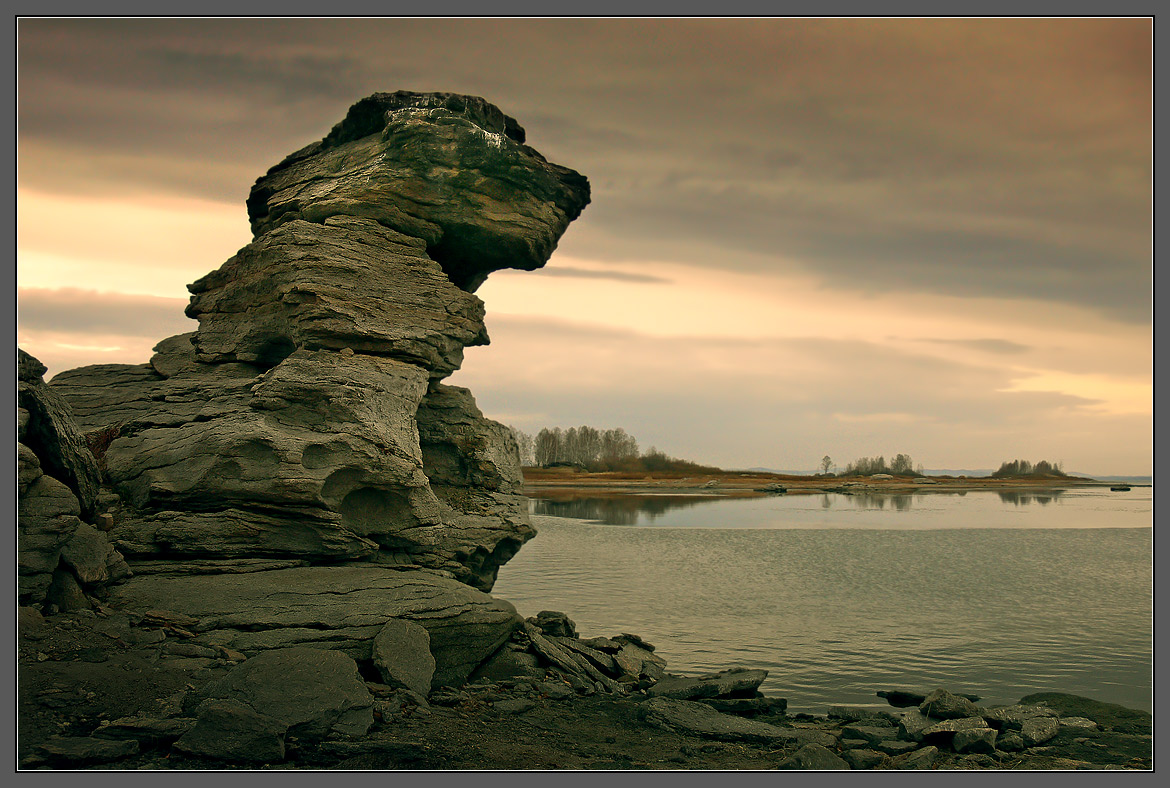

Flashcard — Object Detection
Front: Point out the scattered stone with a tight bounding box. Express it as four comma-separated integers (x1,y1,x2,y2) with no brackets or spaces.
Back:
841,724,898,746
93,716,196,746
33,735,139,766
892,744,939,769
919,687,981,720
494,698,536,714
982,703,1058,730
528,611,577,638
552,635,620,675
1020,715,1061,747
897,708,937,742
647,668,767,700
920,716,990,742
842,748,886,770
372,618,436,696
697,695,787,717
471,645,544,682
1018,692,1151,735
640,697,802,744
111,566,522,688
873,739,918,756
828,706,898,725
535,682,575,700
997,731,1026,752
953,727,998,754
173,699,286,764
1059,716,1100,732
777,743,850,770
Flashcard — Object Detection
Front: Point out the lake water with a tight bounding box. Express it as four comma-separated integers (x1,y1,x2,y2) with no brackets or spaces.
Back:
491,488,1153,714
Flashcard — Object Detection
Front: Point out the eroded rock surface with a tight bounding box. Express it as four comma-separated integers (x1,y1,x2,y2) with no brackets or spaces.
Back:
50,90,589,596
18,351,129,607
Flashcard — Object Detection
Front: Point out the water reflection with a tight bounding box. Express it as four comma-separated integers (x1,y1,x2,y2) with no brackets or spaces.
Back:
531,494,726,525
997,490,1064,506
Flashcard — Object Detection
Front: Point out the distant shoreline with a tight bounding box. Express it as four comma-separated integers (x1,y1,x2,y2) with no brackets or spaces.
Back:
522,467,1149,497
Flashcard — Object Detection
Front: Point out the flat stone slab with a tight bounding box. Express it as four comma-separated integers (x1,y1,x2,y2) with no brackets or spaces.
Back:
109,565,521,688
646,668,767,700
640,698,790,743
982,703,1059,730
31,736,139,766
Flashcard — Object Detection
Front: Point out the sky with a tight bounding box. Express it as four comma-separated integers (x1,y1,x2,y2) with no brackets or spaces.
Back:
16,17,1152,476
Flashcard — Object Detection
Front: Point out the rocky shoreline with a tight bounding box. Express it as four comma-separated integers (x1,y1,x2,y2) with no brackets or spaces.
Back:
18,606,1152,770
15,91,1151,771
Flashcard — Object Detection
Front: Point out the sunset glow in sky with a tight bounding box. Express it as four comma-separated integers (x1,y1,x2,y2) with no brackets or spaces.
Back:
16,18,1152,475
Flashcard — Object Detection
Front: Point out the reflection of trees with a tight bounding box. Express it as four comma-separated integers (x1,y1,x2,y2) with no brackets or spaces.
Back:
530,495,726,525
843,494,916,511
997,490,1063,506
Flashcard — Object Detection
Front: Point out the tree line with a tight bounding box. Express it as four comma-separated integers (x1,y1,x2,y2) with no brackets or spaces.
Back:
509,425,719,473
817,453,924,477
991,459,1066,478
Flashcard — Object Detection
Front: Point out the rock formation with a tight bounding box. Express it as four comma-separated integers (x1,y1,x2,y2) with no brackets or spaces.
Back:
18,350,130,608
38,90,590,688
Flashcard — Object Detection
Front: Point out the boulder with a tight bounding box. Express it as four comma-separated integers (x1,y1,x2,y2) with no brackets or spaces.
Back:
173,699,287,763
896,708,937,742
244,90,590,291
372,618,435,697
919,687,981,720
952,727,998,754
526,610,578,639
59,523,131,587
107,565,522,688
194,647,373,741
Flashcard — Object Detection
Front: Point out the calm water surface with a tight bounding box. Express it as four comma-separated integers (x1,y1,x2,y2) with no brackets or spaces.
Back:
492,488,1152,713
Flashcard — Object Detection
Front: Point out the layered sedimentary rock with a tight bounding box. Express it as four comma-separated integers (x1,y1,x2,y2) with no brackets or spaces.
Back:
44,90,588,686
18,350,130,606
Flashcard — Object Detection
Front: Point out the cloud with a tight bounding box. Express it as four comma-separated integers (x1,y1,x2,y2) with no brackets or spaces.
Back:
16,18,1150,322
451,313,1145,473
516,267,671,285
917,338,1032,355
18,288,191,336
